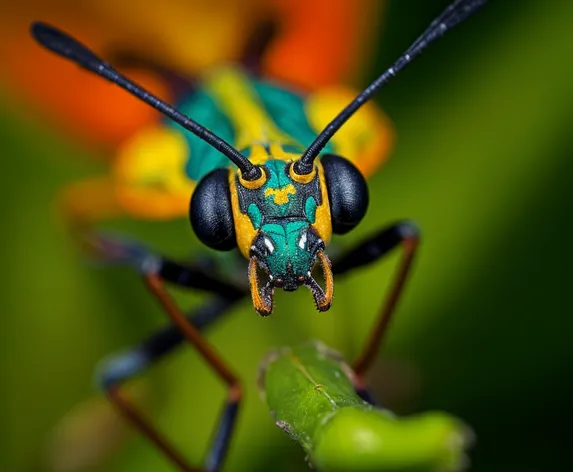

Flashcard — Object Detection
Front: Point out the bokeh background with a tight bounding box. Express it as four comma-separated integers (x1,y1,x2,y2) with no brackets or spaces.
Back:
1,0,572,471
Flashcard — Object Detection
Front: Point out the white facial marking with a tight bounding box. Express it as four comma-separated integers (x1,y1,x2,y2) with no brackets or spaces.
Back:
298,232,307,250
264,237,274,254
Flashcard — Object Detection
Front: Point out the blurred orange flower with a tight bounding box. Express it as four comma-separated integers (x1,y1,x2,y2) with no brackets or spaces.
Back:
0,0,384,151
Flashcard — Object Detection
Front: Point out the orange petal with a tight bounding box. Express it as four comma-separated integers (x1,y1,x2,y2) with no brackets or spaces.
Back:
5,34,171,151
264,0,386,90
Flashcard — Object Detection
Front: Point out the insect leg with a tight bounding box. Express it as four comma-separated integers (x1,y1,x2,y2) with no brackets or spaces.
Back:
83,231,247,298
330,220,420,376
59,179,247,296
88,235,248,470
351,380,379,406
97,297,241,390
130,269,241,472
98,295,242,472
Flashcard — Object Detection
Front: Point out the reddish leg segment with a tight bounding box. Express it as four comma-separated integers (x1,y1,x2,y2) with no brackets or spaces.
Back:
104,272,242,472
330,221,420,400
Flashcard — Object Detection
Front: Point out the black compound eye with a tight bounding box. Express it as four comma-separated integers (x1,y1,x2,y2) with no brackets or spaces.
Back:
190,168,236,251
321,154,369,235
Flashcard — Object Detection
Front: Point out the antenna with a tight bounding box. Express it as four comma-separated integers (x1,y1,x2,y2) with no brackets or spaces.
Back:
294,0,488,175
30,22,262,181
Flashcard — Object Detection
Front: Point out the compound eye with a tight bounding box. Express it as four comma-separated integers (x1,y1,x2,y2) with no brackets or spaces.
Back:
189,168,236,251
321,154,369,234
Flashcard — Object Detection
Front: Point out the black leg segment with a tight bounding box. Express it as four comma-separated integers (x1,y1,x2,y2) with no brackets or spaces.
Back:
96,297,242,390
88,232,248,471
89,232,246,297
331,220,419,276
96,292,245,471
204,390,240,472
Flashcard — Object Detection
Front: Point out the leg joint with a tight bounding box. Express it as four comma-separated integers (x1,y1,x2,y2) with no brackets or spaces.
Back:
95,349,150,390
228,381,243,404
396,219,421,241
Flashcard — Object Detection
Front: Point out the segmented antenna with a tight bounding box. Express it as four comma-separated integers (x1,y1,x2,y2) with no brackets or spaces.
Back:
30,23,262,181
294,0,488,175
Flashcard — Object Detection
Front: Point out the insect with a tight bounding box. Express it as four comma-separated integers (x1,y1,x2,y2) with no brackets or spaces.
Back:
260,340,472,471
31,0,487,470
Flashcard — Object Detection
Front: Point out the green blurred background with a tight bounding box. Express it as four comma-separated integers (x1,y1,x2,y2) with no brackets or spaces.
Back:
1,0,573,471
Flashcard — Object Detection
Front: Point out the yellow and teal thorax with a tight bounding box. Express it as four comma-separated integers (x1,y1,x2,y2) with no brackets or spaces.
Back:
115,66,390,220
190,68,335,261
180,66,338,183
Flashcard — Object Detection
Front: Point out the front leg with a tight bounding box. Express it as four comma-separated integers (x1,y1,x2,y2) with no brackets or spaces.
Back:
142,270,243,472
331,220,420,377
60,178,248,470
85,231,247,298
98,271,247,472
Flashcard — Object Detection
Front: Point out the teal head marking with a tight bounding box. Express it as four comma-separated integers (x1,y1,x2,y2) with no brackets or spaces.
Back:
249,220,333,315
232,155,368,316
254,222,318,289
244,160,334,315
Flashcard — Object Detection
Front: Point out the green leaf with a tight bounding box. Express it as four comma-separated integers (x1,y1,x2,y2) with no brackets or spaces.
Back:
260,341,472,471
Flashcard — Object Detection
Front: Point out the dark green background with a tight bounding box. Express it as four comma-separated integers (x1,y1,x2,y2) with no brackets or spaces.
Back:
1,1,572,471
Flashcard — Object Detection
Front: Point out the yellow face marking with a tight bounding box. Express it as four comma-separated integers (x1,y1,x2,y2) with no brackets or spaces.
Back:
317,250,334,311
264,184,296,205
228,169,258,259
249,257,272,316
312,161,333,244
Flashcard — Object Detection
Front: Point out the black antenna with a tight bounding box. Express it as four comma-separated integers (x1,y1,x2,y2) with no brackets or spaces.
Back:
294,0,488,175
30,22,262,181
